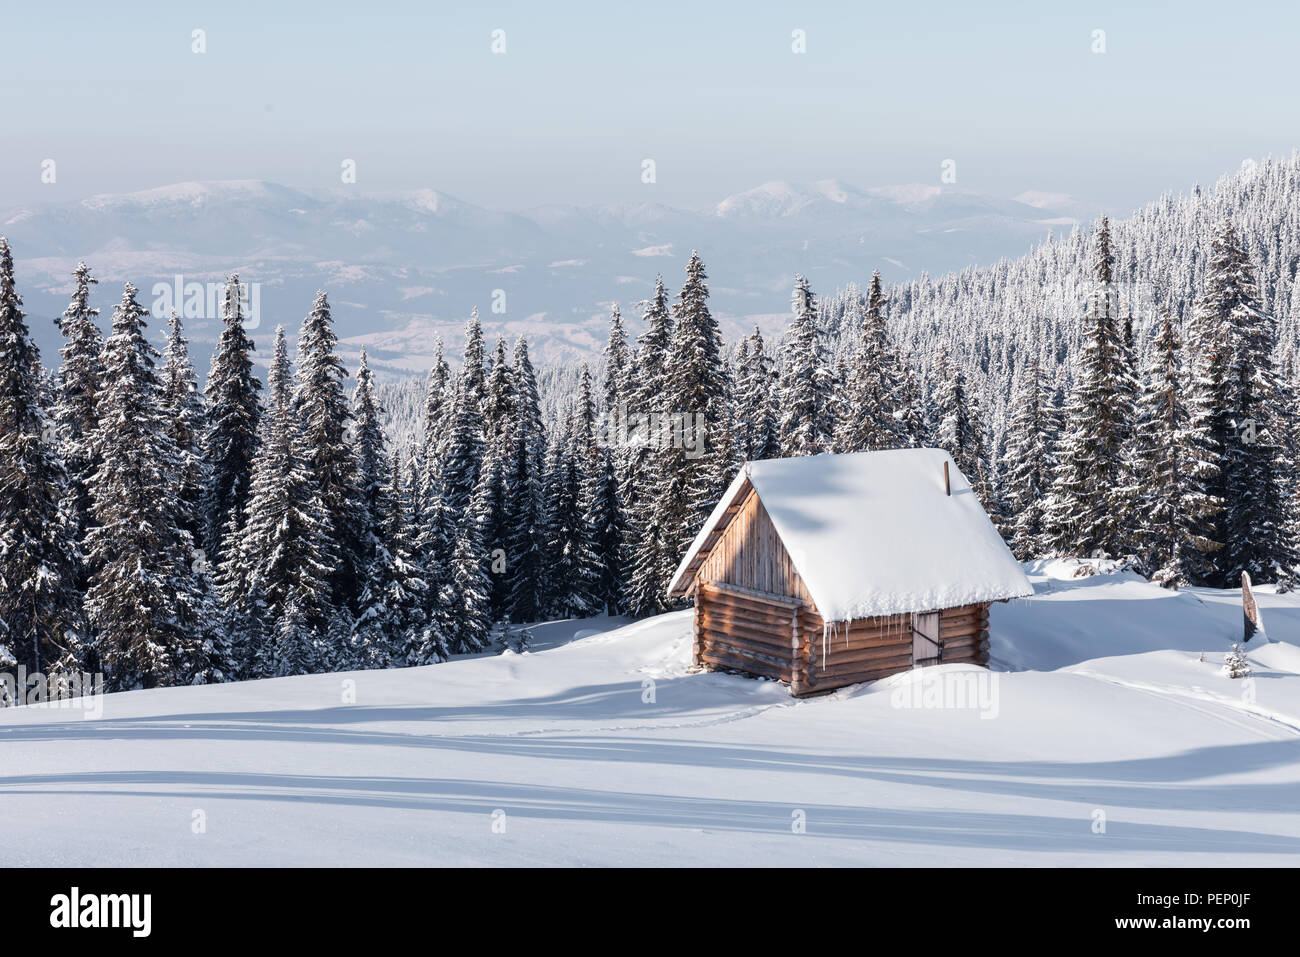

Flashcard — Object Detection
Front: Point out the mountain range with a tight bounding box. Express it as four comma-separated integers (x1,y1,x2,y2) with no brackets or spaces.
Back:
0,178,1094,375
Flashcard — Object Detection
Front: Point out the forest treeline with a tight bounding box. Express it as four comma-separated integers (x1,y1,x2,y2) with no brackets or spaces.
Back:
0,185,1294,693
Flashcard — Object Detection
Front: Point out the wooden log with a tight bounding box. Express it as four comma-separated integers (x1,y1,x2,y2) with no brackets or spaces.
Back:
807,663,912,689
812,654,912,680
817,644,915,668
700,600,796,632
700,649,789,681
699,580,802,609
699,626,791,656
808,639,909,656
938,623,985,640
700,599,788,626
699,632,792,668
700,622,788,650
699,618,790,651
939,614,988,631
700,597,792,626
814,618,914,640
940,632,984,648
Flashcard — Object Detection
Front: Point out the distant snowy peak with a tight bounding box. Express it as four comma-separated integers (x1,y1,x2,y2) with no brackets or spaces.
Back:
711,180,858,218
710,180,1018,219
79,180,298,212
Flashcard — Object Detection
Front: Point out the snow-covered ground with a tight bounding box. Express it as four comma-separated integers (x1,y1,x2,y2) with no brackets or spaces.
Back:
3,560,1300,866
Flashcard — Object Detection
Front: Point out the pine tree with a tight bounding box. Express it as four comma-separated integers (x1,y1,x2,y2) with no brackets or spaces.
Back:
568,366,607,613
294,291,367,619
661,252,732,548
736,327,779,460
1044,218,1137,558
202,274,261,563
778,275,834,455
484,336,517,437
583,444,625,615
634,276,673,412
602,304,633,414
1001,357,1054,560
541,421,594,617
834,274,899,453
160,311,229,681
419,337,452,498
0,238,81,674
624,442,688,617
51,261,103,579
389,449,439,665
235,326,336,676
1192,222,1294,582
932,345,990,502
350,349,399,667
85,284,208,689
414,486,456,665
1127,312,1222,586
451,449,496,653
619,278,674,613
504,337,548,624
159,312,207,549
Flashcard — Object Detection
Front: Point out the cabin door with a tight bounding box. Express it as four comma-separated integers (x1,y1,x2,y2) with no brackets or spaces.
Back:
912,612,941,667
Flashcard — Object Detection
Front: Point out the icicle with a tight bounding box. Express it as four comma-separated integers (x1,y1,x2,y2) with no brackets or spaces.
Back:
821,620,831,669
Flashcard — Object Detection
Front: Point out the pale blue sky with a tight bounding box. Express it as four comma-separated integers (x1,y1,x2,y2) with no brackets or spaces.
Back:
2,0,1296,212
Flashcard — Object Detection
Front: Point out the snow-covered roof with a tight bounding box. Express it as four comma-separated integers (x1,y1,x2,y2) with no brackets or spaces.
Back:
668,448,1033,621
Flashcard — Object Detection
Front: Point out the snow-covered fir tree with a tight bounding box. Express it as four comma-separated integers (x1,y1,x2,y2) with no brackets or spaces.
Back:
419,337,452,497
51,260,103,582
834,271,903,453
504,336,549,624
202,274,261,563
1000,356,1055,560
0,238,81,674
932,344,990,505
1044,218,1138,558
661,252,733,548
778,275,834,456
1126,311,1222,586
85,283,211,689
1192,221,1294,583
735,327,779,461
159,311,208,548
231,326,336,677
350,349,402,667
294,291,367,623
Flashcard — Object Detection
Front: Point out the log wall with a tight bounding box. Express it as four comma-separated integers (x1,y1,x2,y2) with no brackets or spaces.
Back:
695,581,806,687
796,602,991,695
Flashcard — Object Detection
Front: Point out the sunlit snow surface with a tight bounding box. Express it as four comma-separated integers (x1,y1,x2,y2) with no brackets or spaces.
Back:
2,560,1299,866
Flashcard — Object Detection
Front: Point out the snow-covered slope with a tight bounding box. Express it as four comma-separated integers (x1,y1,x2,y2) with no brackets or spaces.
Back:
1,563,1298,866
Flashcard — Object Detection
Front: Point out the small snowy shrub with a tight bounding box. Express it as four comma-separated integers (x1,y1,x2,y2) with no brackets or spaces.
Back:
1223,644,1251,679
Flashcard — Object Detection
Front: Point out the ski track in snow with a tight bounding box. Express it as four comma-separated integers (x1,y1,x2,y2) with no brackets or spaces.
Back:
1069,666,1300,740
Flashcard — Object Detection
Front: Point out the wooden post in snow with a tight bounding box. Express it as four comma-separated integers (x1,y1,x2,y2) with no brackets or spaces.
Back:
943,461,950,496
1242,571,1261,643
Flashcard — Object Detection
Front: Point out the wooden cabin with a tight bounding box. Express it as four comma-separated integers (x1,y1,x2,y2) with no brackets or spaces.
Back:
667,448,1033,697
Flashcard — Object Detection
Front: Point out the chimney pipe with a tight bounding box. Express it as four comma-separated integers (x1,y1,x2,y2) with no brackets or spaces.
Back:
944,461,950,496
